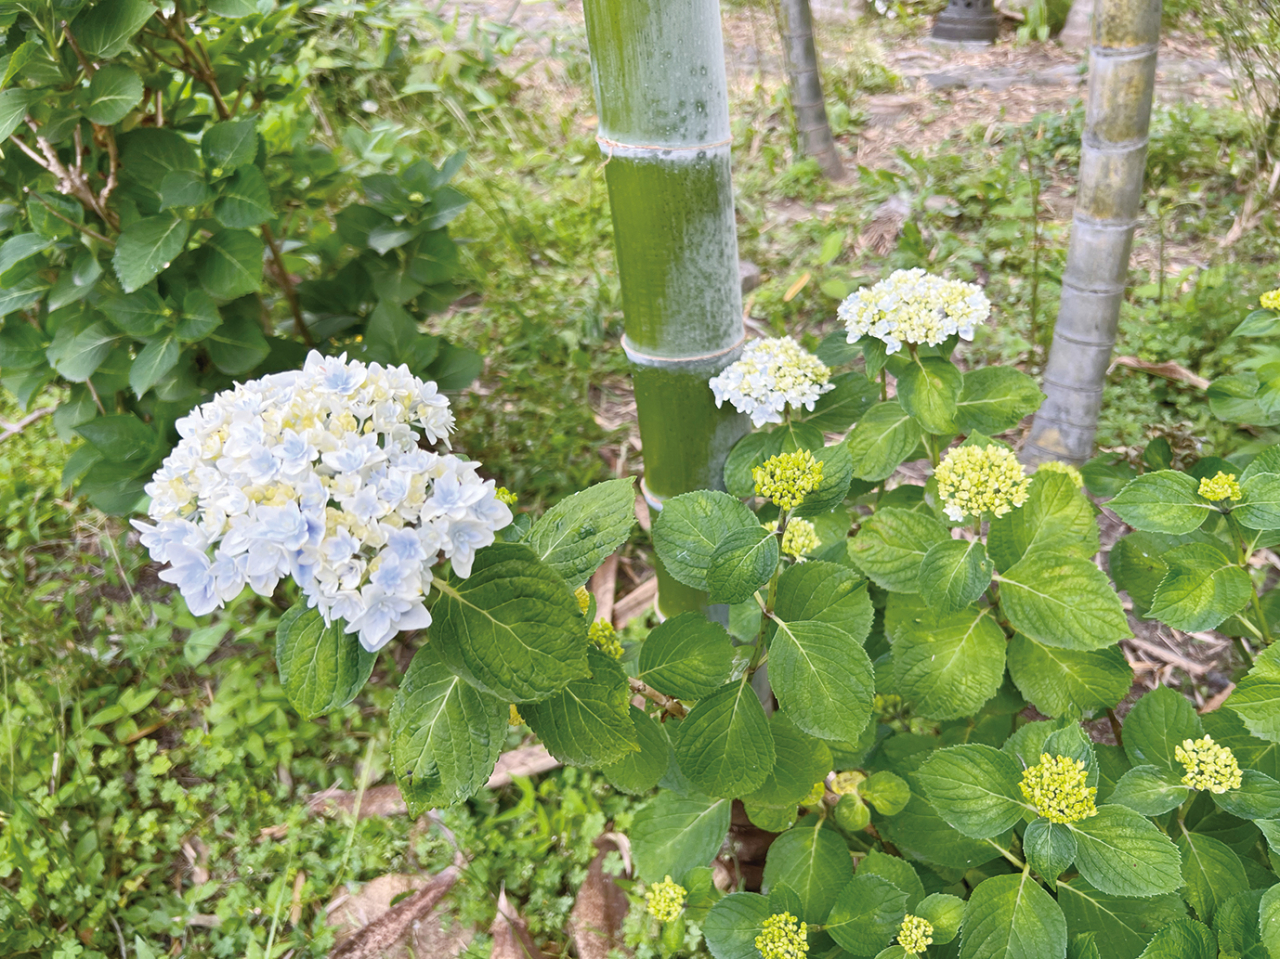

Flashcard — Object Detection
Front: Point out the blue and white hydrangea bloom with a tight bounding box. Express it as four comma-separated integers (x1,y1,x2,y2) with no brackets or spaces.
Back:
133,351,511,652
708,335,834,428
839,268,990,355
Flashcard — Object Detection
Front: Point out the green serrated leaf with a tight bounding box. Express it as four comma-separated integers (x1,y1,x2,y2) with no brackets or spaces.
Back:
1006,636,1132,719
1109,471,1215,534
389,643,505,812
113,217,188,293
636,612,735,702
1068,804,1183,898
214,166,273,229
846,401,923,482
46,321,118,382
703,893,771,959
1125,684,1205,775
880,793,1010,870
1025,818,1077,885
525,477,635,586
898,355,961,434
989,471,1099,572
998,552,1130,650
206,309,269,375
275,605,376,720
858,849,925,910
919,539,993,613
762,822,855,924
1057,879,1184,959
1148,543,1253,632
1135,918,1217,959
1236,473,1280,531
960,871,1067,959
848,507,949,593
202,119,259,173
1259,884,1280,959
1108,765,1188,816
74,0,156,58
724,431,780,498
1177,830,1247,923
707,525,779,604
431,543,589,702
652,490,757,592
673,680,775,798
743,712,832,809
129,335,179,398
861,770,911,816
891,604,1005,720
771,562,873,642
176,290,221,342
792,442,854,518
632,792,731,884
771,619,875,744
600,706,668,796
798,370,877,432
523,649,637,767
197,229,264,299
85,64,143,125
917,744,1028,839
955,366,1045,434
826,874,908,953
159,170,214,211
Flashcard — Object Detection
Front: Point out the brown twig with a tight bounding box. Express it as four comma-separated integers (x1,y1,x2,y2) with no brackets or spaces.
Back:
0,406,55,443
29,194,114,246
261,223,313,347
628,678,687,718
61,22,95,78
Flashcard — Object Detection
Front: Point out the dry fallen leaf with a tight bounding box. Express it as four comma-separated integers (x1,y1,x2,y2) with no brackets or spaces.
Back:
328,867,464,959
569,835,633,959
490,887,549,959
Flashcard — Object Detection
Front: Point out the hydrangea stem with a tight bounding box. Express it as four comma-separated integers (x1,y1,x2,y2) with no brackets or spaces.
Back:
583,0,749,619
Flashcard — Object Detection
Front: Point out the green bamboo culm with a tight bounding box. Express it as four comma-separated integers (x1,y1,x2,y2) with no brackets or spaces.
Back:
582,0,749,618
1024,0,1160,464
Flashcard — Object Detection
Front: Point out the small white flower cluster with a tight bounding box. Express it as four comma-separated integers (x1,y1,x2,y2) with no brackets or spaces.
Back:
133,351,512,652
839,268,990,355
708,336,834,427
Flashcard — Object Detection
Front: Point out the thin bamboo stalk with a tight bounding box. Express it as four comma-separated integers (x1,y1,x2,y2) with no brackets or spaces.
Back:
1023,0,1161,465
583,0,749,617
776,0,844,180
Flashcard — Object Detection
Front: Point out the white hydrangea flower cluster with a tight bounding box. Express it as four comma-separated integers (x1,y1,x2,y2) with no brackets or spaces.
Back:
839,268,990,355
708,336,834,427
132,351,512,652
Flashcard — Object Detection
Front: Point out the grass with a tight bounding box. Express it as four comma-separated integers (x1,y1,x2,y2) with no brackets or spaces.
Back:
4,1,1280,955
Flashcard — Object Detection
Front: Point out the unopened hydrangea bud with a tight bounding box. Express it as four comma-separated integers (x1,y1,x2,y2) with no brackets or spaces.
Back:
1036,460,1083,489
495,487,518,506
1198,471,1241,503
408,191,425,203
509,704,524,726
839,268,990,355
708,336,834,427
589,619,623,659
1176,736,1242,793
801,781,826,806
1020,754,1097,825
934,444,1030,523
645,876,686,923
781,518,820,559
831,770,865,795
754,450,823,511
755,912,808,959
1261,289,1280,310
575,585,591,615
898,915,934,955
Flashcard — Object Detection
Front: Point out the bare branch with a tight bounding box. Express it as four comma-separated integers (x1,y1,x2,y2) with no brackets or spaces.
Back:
0,406,55,444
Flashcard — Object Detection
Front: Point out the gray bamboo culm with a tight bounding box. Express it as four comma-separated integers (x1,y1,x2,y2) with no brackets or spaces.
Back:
776,0,844,179
1023,0,1161,464
582,0,749,617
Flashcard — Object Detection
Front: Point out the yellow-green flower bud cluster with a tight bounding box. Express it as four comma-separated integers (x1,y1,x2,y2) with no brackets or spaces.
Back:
839,268,990,355
645,876,686,923
495,486,519,506
935,444,1030,523
1175,736,1243,793
801,781,827,806
898,915,934,955
589,619,623,659
781,518,821,559
1020,754,1098,824
1036,460,1083,489
831,770,865,795
755,911,808,959
754,450,823,511
1261,288,1280,310
708,336,835,427
509,704,524,726
1198,471,1241,503
575,586,591,614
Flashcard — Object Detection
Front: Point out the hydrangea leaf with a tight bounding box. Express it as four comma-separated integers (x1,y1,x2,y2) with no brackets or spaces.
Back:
797,370,877,432
826,874,908,954
762,822,855,924
636,612,735,701
389,643,505,813
431,542,589,702
85,64,144,125
113,216,189,293
989,471,1099,572
276,604,376,720
526,476,636,586
954,366,1045,434
770,561,873,643
703,893,771,959
960,871,1067,959
890,604,1005,720
523,649,636,767
898,355,962,434
743,712,833,809
1056,879,1185,959
1148,542,1253,632
1134,918,1216,959
1108,470,1215,535
201,119,259,173
858,849,925,911
1107,766,1188,817
846,401,922,482
600,705,668,796
1006,636,1132,719
769,619,875,744
1235,473,1280,530
1068,805,1184,898
673,679,775,798
998,551,1129,651
707,525,779,605
916,744,1028,839
847,507,949,593
792,441,854,518
631,792,732,884
1124,684,1205,776
918,539,994,614
1175,831,1247,923
652,490,757,591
